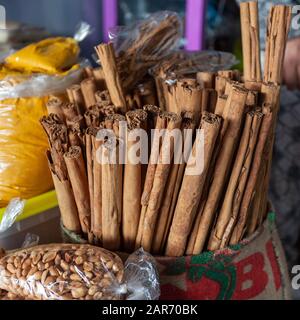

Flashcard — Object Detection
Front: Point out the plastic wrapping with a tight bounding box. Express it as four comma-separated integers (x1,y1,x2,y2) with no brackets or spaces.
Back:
0,244,160,300
151,50,239,79
0,61,88,207
108,11,183,91
0,198,25,233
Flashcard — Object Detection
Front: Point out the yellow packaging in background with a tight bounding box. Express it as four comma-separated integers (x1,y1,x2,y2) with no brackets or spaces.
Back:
0,36,86,207
0,96,52,207
5,37,80,75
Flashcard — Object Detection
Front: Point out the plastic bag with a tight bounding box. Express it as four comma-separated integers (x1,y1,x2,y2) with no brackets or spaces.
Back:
0,62,89,207
108,11,182,91
4,37,80,75
151,50,239,79
0,244,160,300
0,198,25,233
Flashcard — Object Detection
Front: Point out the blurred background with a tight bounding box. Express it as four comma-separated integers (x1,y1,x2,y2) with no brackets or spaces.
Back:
0,0,241,63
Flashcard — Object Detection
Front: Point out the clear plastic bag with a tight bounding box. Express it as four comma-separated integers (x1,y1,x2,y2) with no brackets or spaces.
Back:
108,11,183,91
0,244,160,300
151,50,239,79
0,198,25,233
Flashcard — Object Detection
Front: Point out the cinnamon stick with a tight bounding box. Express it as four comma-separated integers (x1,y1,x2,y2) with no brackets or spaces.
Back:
46,97,65,121
165,112,222,257
81,78,98,109
95,43,127,113
197,72,215,89
140,112,182,252
123,110,148,252
208,111,263,251
101,139,123,251
152,114,195,254
230,105,274,244
47,151,81,233
135,113,173,249
93,67,107,90
193,85,248,253
240,1,262,82
264,5,292,84
67,84,86,114
64,146,91,235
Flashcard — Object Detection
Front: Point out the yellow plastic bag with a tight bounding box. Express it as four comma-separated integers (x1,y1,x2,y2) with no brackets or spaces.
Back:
5,37,80,75
0,96,52,207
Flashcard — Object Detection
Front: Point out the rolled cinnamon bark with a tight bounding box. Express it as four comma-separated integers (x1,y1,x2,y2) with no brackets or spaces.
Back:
240,1,262,82
62,103,80,124
95,90,111,105
46,97,65,121
152,114,195,254
230,105,274,244
95,43,127,113
192,85,248,254
214,94,228,117
208,111,263,251
101,141,123,251
197,72,215,89
93,132,104,243
93,67,107,90
85,127,97,241
164,78,202,124
215,76,227,96
47,152,81,233
140,112,182,252
123,110,148,252
135,113,167,249
264,5,291,84
64,146,91,235
201,88,217,113
67,84,86,114
81,78,98,109
165,112,222,257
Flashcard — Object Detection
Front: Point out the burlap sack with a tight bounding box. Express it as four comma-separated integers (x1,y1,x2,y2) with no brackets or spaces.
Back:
62,213,292,300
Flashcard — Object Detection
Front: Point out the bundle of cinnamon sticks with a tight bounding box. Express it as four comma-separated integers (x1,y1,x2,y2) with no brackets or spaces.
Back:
41,3,291,257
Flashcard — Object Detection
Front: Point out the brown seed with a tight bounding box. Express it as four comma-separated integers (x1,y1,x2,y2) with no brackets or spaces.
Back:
34,271,43,281
13,257,21,269
16,268,22,278
62,271,70,280
49,267,58,277
85,295,93,300
112,264,119,273
64,252,72,263
27,266,38,277
75,250,84,256
22,266,30,277
41,270,48,284
105,260,113,270
84,271,93,280
43,251,57,263
88,256,99,263
70,273,82,281
88,286,98,296
61,260,69,271
22,258,32,269
32,253,42,265
7,264,16,274
71,287,87,299
83,262,93,272
37,261,45,271
44,276,55,286
93,292,103,300
100,278,112,288
75,256,83,265
55,254,61,266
